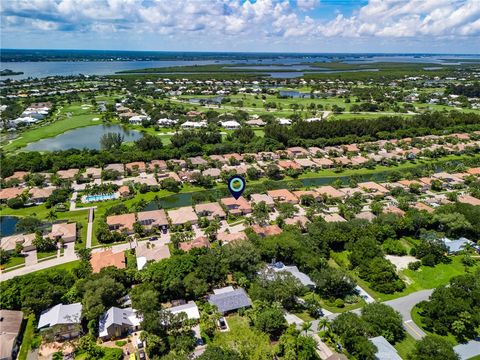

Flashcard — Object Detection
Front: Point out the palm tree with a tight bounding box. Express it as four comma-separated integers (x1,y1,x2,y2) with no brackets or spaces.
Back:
46,210,57,224
319,318,330,333
301,321,312,336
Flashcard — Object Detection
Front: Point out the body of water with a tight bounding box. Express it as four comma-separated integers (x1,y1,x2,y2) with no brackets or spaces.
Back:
2,52,478,80
25,124,142,151
0,216,19,237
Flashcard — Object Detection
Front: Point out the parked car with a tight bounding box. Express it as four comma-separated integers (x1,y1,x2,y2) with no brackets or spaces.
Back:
139,350,146,360
218,317,227,330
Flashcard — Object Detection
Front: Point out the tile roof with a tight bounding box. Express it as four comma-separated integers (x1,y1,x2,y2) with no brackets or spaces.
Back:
90,249,126,273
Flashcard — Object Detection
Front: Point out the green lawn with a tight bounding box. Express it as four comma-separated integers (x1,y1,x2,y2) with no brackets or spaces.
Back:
37,249,57,260
393,333,417,359
3,102,106,151
411,306,458,345
0,255,25,270
331,251,480,302
18,314,40,360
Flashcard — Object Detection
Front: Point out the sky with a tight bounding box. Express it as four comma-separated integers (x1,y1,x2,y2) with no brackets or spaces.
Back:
1,0,479,54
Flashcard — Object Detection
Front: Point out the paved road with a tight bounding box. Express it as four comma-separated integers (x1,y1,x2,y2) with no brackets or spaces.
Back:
384,289,433,340
86,208,94,248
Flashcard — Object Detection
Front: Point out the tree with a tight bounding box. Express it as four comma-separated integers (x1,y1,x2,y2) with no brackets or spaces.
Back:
160,178,181,193
46,210,57,224
313,267,357,299
409,335,459,360
276,202,298,218
0,249,11,265
361,303,405,343
196,346,242,360
135,134,163,151
277,325,320,360
100,132,124,150
16,216,41,233
265,164,282,180
250,305,288,340
32,234,57,252
252,201,270,225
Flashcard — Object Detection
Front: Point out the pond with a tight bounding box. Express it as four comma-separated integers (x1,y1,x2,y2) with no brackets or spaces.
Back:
143,172,391,211
25,124,142,151
0,216,20,237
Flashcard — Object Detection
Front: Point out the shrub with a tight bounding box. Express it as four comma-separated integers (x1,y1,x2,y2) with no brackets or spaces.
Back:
408,261,422,271
335,298,345,308
382,239,407,256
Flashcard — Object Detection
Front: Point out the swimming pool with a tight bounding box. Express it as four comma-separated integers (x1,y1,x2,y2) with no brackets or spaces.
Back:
82,193,118,203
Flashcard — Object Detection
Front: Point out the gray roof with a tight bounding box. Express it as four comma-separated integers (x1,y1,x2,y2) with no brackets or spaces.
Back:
370,336,402,360
208,288,252,313
441,237,474,253
38,303,82,329
98,307,141,337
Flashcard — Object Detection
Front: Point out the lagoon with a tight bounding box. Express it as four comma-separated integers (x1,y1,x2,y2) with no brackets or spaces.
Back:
25,124,142,151
0,216,19,237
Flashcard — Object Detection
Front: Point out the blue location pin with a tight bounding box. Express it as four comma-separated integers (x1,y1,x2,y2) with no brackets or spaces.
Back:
228,175,246,200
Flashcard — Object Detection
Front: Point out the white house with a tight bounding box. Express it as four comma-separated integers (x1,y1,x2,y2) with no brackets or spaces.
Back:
128,115,150,125
278,118,291,126
157,118,177,127
221,120,241,130
181,121,207,129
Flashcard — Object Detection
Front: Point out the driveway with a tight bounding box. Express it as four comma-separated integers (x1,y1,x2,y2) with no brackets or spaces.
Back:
384,289,433,340
24,250,38,266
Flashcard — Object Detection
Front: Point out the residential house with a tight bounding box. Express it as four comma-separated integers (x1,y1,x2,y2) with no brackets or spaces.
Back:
220,197,252,216
315,186,345,200
412,202,434,213
150,160,168,172
217,231,248,244
267,189,299,204
194,202,226,220
457,194,480,206
321,213,347,223
137,210,169,230
266,262,315,288
179,236,211,252
221,120,241,129
168,206,199,226
294,158,317,169
38,303,83,340
188,156,209,167
208,287,252,314
104,163,125,174
48,222,77,243
250,193,275,209
0,187,24,203
369,336,402,360
0,310,23,360
355,211,377,222
278,160,302,171
251,224,282,237
83,167,102,180
287,147,309,158
98,307,142,340
284,215,310,229
358,182,389,196
440,237,476,254
136,242,171,270
28,187,55,204
202,168,222,179
383,206,406,217
118,185,130,197
4,171,28,183
167,301,200,320
90,249,126,273
125,162,146,174
57,169,79,181
0,233,36,252
106,213,136,234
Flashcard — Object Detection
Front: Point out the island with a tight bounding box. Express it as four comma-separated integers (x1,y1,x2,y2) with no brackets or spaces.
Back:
0,69,24,76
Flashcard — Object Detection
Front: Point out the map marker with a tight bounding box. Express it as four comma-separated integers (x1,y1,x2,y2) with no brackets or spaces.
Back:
228,175,246,200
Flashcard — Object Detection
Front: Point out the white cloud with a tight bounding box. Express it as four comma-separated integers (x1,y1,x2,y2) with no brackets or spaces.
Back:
1,0,479,45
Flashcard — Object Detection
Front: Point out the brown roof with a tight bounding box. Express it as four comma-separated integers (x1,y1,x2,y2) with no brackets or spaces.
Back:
135,242,171,262
220,196,252,215
90,249,126,273
316,186,345,199
57,168,79,179
267,189,298,204
118,185,130,195
4,171,28,181
106,213,136,232
0,187,24,200
179,236,211,252
467,167,480,175
278,160,302,170
150,159,168,169
284,215,310,228
412,202,434,213
251,224,283,237
168,206,198,225
358,181,389,194
137,209,168,228
217,231,248,244
457,194,480,206
49,222,76,240
0,310,23,360
29,186,55,199
383,206,406,217
126,162,146,171
322,213,347,222
194,202,226,219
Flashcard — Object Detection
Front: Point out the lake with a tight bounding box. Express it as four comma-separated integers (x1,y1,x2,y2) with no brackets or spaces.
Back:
25,124,142,151
0,216,19,237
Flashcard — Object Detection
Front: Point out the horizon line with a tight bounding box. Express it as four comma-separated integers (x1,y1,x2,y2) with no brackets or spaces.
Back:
1,48,480,56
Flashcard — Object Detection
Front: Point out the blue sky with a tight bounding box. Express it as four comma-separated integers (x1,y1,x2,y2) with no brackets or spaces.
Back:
1,0,479,53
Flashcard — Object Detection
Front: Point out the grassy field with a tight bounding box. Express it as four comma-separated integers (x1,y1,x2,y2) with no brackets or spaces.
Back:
0,255,25,270
3,103,104,151
331,251,480,302
393,333,417,359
